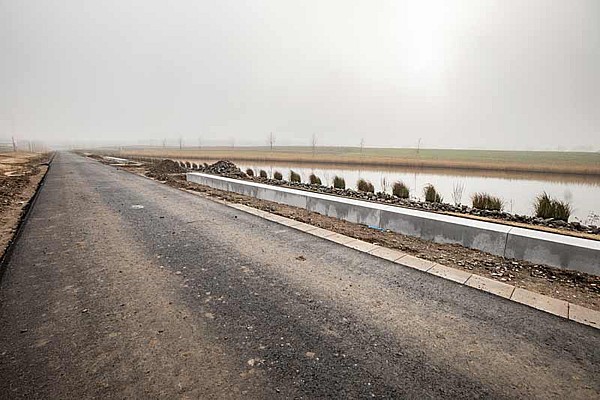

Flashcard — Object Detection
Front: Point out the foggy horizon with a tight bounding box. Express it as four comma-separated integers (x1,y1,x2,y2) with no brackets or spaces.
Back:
1,0,599,151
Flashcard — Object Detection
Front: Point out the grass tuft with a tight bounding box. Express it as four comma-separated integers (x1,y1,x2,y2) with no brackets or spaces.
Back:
273,171,283,180
289,170,301,183
333,176,346,189
392,181,410,199
472,193,503,211
309,173,322,185
534,192,572,221
259,169,268,178
245,168,254,177
424,184,443,203
357,178,375,193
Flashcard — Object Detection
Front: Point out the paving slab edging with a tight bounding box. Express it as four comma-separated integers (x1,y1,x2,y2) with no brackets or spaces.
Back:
191,194,599,330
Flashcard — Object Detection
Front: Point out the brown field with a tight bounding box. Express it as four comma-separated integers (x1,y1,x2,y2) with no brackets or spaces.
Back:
100,146,600,177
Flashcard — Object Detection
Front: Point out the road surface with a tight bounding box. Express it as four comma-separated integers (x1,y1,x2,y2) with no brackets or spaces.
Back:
0,152,598,399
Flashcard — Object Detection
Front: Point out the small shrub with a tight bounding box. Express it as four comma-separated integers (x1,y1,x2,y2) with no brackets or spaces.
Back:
392,181,410,199
553,201,572,221
289,170,301,183
534,192,572,221
259,169,268,178
333,176,346,189
273,171,283,180
357,178,375,193
309,173,322,185
472,193,503,211
245,168,254,177
424,184,443,203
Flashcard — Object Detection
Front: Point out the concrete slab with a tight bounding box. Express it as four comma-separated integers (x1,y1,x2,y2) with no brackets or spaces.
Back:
396,255,436,272
292,222,319,232
428,264,472,284
282,219,304,227
569,303,600,328
344,239,378,253
307,227,337,239
379,206,511,257
368,246,407,262
324,233,356,245
510,288,569,318
465,275,515,299
505,227,600,276
263,214,289,224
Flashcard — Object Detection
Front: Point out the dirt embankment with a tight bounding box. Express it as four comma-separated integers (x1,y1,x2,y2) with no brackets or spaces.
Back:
0,152,50,261
92,155,600,312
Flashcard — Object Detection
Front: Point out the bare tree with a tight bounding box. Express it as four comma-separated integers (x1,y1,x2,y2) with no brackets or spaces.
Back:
11,136,16,152
417,138,422,154
269,132,275,151
360,138,365,154
179,137,183,150
311,133,317,155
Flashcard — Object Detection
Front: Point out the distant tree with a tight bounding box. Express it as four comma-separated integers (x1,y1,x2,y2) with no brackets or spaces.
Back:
269,132,275,151
311,133,317,155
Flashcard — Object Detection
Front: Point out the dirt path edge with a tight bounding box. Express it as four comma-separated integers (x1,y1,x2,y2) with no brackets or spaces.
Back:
0,153,54,280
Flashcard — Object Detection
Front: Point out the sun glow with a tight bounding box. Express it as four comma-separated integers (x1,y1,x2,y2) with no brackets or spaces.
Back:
400,0,456,78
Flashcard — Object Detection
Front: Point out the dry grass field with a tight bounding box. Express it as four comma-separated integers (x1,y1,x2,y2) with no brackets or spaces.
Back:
105,146,600,176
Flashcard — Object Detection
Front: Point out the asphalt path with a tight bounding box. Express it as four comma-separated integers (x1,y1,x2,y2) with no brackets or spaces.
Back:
0,152,598,399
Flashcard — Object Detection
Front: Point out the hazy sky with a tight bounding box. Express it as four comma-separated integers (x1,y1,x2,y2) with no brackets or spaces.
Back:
1,0,599,150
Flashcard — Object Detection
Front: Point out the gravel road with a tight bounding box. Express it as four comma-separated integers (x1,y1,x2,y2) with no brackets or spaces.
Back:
1,152,598,399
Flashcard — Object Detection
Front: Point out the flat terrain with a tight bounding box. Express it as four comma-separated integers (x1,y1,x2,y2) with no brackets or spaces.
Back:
111,146,600,175
1,152,599,399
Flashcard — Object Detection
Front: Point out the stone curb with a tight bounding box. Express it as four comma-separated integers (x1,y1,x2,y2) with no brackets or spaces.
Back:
224,201,600,330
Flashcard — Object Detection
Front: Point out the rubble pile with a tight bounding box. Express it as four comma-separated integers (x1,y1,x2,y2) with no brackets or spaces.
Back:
198,160,246,178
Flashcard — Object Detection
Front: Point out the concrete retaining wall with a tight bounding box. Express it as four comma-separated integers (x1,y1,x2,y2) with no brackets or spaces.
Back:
187,172,600,276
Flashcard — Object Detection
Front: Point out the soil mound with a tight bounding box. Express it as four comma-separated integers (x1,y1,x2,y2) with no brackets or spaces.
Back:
147,159,186,180
151,159,186,174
